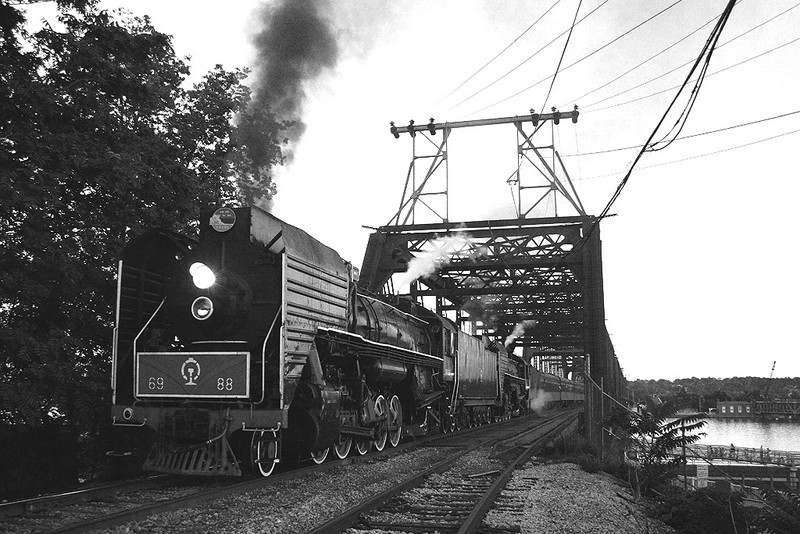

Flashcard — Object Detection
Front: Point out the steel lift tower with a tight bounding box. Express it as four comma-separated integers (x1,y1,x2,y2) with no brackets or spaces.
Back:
358,109,625,443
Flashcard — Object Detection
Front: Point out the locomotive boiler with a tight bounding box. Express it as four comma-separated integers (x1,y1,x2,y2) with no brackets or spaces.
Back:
110,205,579,476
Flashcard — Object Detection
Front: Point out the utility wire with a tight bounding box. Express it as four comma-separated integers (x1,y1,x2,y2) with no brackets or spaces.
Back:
582,1,800,111
595,0,736,224
586,35,800,113
448,0,612,113
558,2,738,109
436,0,563,106
645,31,720,152
560,108,800,158
539,0,583,113
579,126,800,180
465,0,686,117
537,0,737,289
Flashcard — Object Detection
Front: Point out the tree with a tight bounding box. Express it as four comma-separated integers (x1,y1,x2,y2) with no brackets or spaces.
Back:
619,398,706,499
754,489,800,534
0,4,287,494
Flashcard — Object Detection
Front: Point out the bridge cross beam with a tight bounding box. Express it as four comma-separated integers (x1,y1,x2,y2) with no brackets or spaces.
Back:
387,109,582,226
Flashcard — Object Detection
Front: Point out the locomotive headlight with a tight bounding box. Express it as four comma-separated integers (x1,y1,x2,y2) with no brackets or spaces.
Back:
189,262,216,289
191,296,214,320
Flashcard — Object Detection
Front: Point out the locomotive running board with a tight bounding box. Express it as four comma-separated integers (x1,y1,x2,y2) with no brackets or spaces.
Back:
315,327,443,366
143,434,242,476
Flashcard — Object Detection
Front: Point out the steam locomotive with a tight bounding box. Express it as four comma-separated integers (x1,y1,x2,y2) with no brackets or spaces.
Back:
110,206,583,476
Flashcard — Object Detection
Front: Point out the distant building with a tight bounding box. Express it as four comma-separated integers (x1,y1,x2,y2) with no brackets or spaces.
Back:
716,400,753,418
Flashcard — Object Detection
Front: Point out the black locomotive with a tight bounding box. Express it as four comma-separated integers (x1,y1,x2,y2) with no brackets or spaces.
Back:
110,206,581,476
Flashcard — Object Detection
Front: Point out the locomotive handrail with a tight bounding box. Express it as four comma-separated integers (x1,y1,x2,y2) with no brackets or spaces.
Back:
359,294,430,325
131,297,167,401
449,347,460,417
111,260,123,398
255,309,282,405
316,327,443,365
241,422,282,433
111,416,147,427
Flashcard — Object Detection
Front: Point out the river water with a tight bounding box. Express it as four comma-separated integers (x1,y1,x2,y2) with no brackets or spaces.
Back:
696,417,800,452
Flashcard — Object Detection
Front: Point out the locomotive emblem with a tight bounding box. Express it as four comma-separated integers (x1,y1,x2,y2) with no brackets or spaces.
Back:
209,207,236,232
181,357,201,386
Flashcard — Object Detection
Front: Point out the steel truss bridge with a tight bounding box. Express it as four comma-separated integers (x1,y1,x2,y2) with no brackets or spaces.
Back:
754,400,800,417
358,111,626,443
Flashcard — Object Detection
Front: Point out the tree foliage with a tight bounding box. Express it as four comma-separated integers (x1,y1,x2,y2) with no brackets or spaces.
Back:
614,399,706,498
0,2,286,441
630,376,800,411
653,486,750,534
754,488,800,534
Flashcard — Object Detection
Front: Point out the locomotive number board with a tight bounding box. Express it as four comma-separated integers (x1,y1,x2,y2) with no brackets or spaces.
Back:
135,352,250,399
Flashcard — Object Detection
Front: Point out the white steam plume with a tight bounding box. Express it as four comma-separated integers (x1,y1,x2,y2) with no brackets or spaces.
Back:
529,390,552,412
396,233,475,288
504,319,538,348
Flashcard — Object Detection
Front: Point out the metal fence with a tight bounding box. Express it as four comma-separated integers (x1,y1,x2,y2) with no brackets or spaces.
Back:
686,444,800,467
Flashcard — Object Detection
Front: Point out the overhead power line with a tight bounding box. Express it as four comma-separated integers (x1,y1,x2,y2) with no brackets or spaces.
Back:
539,0,584,113
558,2,738,109
585,35,800,113
436,0,563,106
465,0,687,117
561,108,800,158
447,0,612,114
582,1,800,111
577,126,800,180
595,0,737,223
540,0,738,287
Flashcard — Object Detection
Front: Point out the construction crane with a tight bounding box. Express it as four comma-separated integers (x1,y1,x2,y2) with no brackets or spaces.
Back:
764,361,776,399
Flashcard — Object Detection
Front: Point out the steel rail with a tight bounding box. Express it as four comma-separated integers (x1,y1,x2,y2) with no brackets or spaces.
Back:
0,475,170,518
458,410,579,534
22,412,537,533
307,409,579,534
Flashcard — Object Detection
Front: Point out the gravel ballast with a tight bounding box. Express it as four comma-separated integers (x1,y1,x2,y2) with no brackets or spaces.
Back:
99,457,675,533
483,461,675,534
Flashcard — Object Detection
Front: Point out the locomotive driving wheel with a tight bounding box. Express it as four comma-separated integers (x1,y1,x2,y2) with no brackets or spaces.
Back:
331,413,353,459
373,395,388,452
387,395,403,447
331,434,352,459
310,447,329,465
355,438,371,455
250,431,278,477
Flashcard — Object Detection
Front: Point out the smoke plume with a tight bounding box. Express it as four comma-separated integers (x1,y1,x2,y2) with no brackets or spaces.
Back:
396,233,475,289
249,0,339,150
504,319,539,348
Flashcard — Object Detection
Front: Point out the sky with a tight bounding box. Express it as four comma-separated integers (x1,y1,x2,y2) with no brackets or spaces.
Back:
21,0,800,380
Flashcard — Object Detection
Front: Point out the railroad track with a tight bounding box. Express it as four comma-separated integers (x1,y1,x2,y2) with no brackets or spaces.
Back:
0,475,171,519
0,409,576,533
308,409,579,534
0,474,240,534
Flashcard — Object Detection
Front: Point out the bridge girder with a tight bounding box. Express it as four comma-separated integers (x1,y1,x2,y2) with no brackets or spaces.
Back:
359,215,609,363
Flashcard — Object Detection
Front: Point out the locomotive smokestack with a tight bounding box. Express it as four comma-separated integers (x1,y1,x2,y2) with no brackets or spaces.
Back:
249,0,339,159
